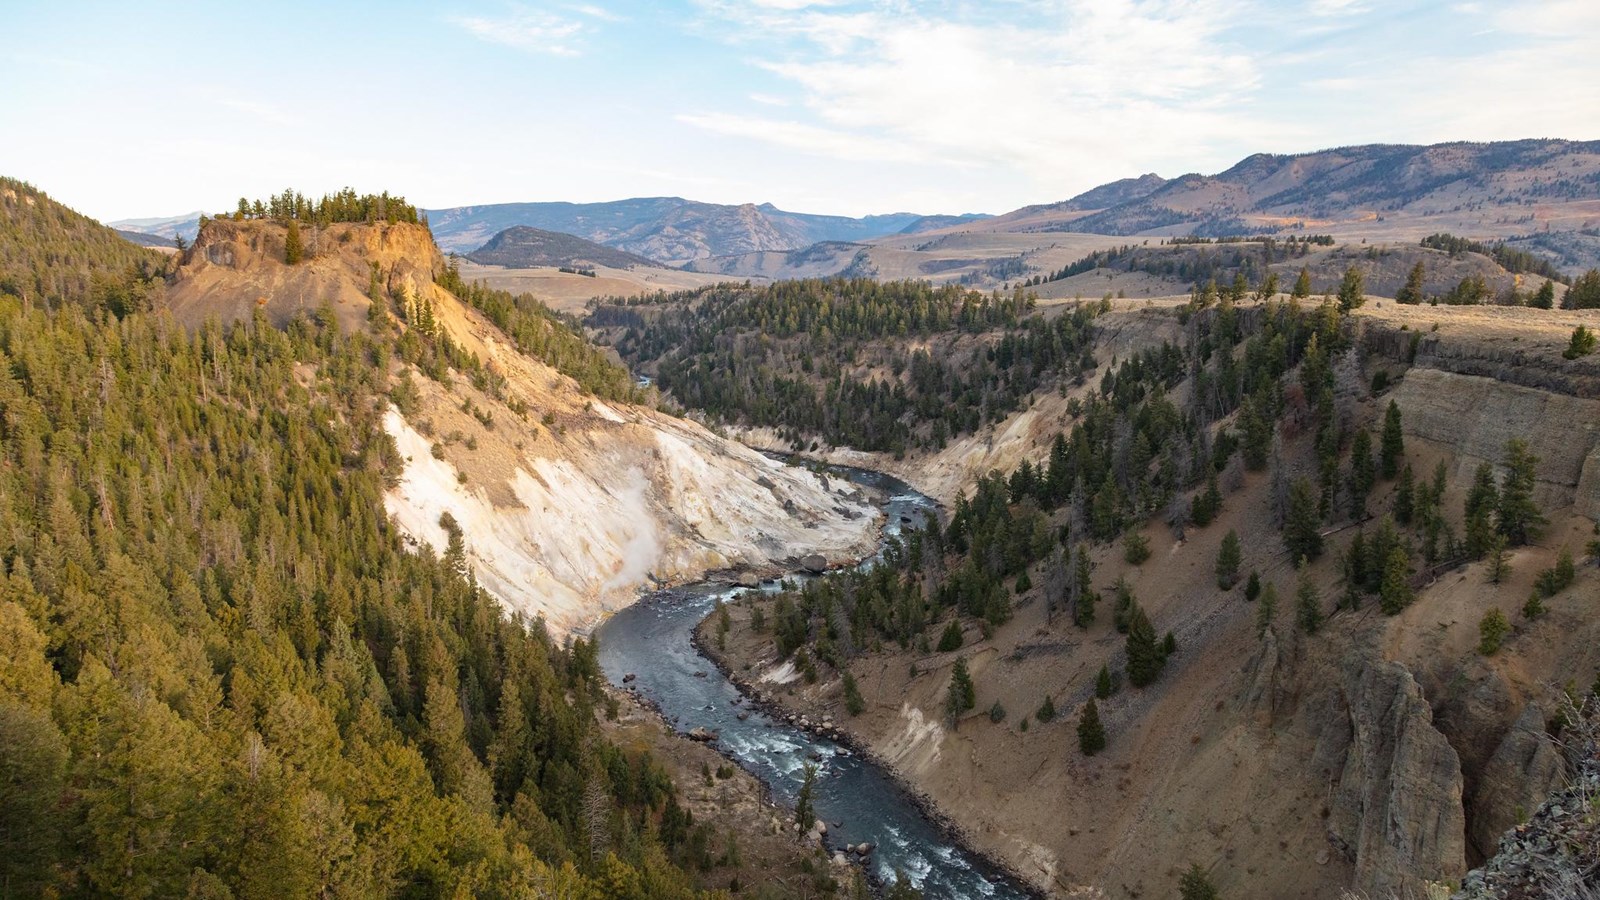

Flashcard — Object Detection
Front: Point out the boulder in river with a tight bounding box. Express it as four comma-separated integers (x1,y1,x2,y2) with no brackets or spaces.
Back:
687,727,719,742
734,571,760,588
800,553,827,573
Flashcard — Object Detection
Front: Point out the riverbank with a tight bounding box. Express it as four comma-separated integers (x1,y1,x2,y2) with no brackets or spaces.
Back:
693,609,1053,900
598,678,869,896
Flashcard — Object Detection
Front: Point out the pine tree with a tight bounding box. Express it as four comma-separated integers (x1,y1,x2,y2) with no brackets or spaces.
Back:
1485,533,1510,584
946,658,976,725
796,764,817,831
1521,589,1545,620
1397,260,1426,304
1530,279,1555,310
1072,545,1095,628
1296,562,1322,634
1495,439,1546,546
1394,465,1415,524
1095,665,1114,699
1179,863,1221,900
1036,695,1056,723
1284,478,1324,562
937,620,963,652
284,219,303,264
1077,699,1106,756
1123,530,1151,565
1379,400,1404,479
1338,265,1365,310
843,672,865,716
1477,608,1510,655
1291,267,1312,300
1348,429,1375,518
1465,462,1500,558
1216,530,1242,589
1244,570,1261,602
1379,546,1414,614
1565,325,1597,360
1256,583,1278,636
1125,603,1164,688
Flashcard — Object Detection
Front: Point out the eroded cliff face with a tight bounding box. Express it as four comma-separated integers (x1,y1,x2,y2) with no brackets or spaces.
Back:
165,219,879,635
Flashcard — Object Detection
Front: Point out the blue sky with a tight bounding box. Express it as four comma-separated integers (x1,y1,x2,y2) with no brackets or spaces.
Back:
3,0,1596,221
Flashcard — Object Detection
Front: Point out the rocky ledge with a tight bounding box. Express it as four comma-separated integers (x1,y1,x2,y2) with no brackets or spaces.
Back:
1453,704,1599,900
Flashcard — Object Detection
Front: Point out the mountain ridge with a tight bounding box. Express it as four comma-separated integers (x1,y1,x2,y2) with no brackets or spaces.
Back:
464,224,664,270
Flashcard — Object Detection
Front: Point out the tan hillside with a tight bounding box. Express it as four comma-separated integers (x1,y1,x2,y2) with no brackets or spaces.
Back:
717,294,1600,899
165,218,879,634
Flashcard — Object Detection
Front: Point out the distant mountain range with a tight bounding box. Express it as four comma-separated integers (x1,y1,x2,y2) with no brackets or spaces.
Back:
423,198,989,263
109,139,1600,281
465,225,661,270
114,228,177,249
107,211,203,243
991,139,1600,238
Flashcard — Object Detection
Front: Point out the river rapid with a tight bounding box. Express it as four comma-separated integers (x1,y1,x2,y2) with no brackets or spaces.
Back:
596,465,1035,900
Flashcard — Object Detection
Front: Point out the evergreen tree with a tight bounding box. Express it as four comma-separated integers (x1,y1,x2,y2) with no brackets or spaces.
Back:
937,620,964,652
1522,589,1546,621
1485,533,1510,584
1296,563,1322,634
1379,400,1404,480
284,218,303,264
1179,863,1221,900
1477,608,1510,656
1216,530,1242,589
1564,268,1600,309
1291,267,1312,300
1095,665,1114,699
1256,583,1278,636
1397,260,1426,304
1495,438,1546,546
1244,570,1261,602
795,764,817,831
1072,545,1096,628
843,672,865,716
1123,530,1151,565
1077,699,1106,756
1394,465,1415,524
1337,265,1365,311
946,658,976,725
1465,462,1500,558
1565,325,1597,359
1036,695,1056,723
1124,603,1165,688
1379,546,1414,614
1530,279,1555,310
1348,429,1375,517
1283,478,1324,562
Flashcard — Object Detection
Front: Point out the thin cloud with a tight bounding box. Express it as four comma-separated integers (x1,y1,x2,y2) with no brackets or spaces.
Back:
686,0,1267,192
569,3,624,22
450,6,589,56
677,112,944,164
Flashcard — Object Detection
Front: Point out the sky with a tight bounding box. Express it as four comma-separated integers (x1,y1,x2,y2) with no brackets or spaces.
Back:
3,0,1597,222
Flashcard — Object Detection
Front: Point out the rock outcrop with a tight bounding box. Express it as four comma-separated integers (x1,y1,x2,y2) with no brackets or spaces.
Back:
1389,368,1600,520
1453,706,1599,900
1305,653,1468,896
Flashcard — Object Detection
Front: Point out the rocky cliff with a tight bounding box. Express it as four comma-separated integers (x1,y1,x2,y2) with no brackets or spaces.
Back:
165,219,879,634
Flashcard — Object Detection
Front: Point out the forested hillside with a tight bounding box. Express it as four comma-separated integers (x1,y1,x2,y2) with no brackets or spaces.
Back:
0,177,166,309
0,189,729,898
588,279,1099,454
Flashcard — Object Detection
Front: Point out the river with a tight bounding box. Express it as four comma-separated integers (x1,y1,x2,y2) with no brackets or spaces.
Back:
596,465,1035,900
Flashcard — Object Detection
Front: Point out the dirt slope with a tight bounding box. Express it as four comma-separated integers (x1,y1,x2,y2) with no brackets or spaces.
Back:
166,218,879,635
720,295,1600,899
